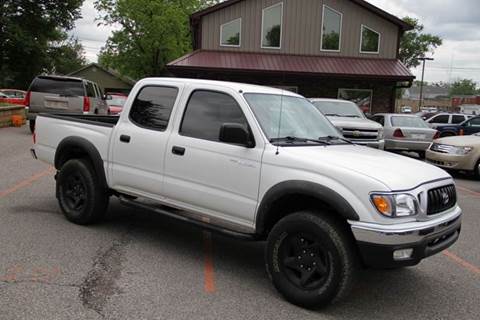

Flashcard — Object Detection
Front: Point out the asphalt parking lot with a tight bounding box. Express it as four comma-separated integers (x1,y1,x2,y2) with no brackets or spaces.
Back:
0,125,479,320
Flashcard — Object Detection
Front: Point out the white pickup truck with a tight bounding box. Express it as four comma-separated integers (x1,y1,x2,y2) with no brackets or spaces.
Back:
32,78,462,308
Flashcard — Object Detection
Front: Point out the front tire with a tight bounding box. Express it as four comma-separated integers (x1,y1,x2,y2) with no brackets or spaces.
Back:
57,159,109,225
265,211,357,309
474,160,480,179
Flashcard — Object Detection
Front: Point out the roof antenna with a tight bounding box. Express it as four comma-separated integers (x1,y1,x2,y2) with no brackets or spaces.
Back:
275,89,285,155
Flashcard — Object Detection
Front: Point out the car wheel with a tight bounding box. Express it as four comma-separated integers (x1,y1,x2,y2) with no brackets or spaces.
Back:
57,158,109,225
29,120,35,133
417,151,426,159
265,211,357,309
475,160,480,179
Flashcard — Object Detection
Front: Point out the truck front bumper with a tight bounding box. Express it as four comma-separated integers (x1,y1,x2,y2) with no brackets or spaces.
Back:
350,206,462,268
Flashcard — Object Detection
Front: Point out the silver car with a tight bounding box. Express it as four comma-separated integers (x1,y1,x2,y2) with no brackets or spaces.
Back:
371,113,438,158
26,75,108,132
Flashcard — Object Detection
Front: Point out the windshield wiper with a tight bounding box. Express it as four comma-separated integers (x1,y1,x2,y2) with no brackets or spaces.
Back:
270,136,330,145
325,113,342,117
318,136,353,144
343,115,361,118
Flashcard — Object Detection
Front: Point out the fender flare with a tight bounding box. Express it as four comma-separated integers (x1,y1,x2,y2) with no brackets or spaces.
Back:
54,136,108,189
255,180,360,234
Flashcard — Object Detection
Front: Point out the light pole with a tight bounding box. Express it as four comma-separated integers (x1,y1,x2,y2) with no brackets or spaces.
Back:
418,57,434,111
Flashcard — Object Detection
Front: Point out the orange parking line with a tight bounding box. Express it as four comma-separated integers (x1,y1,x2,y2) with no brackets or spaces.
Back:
456,185,480,197
443,250,480,276
0,167,54,198
203,231,216,293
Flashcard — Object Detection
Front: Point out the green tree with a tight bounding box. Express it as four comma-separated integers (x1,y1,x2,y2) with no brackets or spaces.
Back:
399,17,442,69
95,0,219,79
0,0,83,89
46,36,87,75
449,79,479,96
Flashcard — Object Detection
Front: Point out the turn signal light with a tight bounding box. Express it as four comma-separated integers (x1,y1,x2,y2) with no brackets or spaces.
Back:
372,195,392,215
393,129,405,138
83,96,91,112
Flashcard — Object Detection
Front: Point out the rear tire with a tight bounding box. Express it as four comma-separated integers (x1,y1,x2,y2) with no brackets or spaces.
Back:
474,160,480,180
57,159,109,225
265,211,357,309
29,120,35,133
417,151,426,159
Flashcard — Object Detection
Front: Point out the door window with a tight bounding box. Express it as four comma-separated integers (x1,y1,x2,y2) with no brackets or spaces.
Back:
372,116,384,126
429,115,449,124
467,118,480,127
86,82,96,97
180,90,249,143
452,115,466,124
129,86,178,131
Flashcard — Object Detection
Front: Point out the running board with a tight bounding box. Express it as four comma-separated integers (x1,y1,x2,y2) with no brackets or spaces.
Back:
118,196,257,241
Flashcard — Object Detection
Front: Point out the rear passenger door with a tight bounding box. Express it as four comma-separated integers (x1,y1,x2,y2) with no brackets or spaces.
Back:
109,83,182,197
163,87,264,229
462,117,480,135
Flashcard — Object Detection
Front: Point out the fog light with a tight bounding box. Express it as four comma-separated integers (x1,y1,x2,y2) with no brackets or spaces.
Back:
393,249,413,261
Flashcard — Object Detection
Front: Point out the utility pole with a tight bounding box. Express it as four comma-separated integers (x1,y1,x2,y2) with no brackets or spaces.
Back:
418,57,434,111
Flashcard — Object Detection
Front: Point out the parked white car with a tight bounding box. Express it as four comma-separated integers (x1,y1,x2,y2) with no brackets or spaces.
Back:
32,78,461,309
310,98,384,149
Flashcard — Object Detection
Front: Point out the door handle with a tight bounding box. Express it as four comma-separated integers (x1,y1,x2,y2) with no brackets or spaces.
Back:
120,135,131,143
172,146,186,156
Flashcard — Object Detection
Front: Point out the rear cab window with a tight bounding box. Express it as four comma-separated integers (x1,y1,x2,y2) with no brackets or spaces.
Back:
30,77,84,96
129,86,179,131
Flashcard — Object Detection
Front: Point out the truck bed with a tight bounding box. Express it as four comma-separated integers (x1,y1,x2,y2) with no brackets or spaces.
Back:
38,113,120,127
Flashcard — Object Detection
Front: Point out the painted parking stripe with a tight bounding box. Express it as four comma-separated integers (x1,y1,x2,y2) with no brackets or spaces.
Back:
203,231,216,293
443,250,480,276
0,167,54,198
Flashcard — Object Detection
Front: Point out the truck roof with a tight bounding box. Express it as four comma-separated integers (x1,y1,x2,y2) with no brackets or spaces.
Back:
138,77,302,97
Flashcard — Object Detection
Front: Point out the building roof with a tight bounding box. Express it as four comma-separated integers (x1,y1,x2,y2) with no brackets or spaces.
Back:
167,50,415,81
68,63,136,86
191,0,414,31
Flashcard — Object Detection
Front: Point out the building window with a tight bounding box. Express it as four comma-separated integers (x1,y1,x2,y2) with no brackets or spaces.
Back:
360,25,380,54
129,86,179,131
321,5,342,52
338,89,373,113
261,3,283,49
220,18,241,47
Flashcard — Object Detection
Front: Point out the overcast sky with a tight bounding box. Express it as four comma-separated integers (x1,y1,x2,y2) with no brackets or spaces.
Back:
73,0,480,84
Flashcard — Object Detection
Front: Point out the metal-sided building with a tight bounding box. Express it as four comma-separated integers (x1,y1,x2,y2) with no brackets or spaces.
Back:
168,0,415,113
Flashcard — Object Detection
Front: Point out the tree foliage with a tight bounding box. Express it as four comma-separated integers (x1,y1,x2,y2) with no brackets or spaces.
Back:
0,0,85,89
449,79,479,97
399,17,442,69
96,0,219,79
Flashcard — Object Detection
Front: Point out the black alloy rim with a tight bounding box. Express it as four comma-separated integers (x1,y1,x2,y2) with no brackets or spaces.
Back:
64,174,87,211
279,232,331,290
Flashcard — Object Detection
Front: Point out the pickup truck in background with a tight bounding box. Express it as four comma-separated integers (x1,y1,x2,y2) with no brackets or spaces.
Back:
32,78,462,309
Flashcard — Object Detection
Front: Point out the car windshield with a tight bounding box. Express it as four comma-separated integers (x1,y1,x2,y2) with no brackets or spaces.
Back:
311,100,364,118
390,116,429,128
243,93,342,143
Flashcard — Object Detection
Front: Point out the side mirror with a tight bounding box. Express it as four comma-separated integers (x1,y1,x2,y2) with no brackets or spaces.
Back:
219,123,254,148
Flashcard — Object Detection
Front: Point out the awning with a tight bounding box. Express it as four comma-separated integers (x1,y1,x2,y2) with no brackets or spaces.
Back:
168,50,414,81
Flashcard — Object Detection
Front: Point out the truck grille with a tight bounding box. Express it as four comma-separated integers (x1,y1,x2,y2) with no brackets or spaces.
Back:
342,128,378,140
427,184,457,215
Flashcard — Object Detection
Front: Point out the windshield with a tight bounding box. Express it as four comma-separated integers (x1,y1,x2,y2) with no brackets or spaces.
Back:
391,116,429,128
244,93,341,142
311,100,364,118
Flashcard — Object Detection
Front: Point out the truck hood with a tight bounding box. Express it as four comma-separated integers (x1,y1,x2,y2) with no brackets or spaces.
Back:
327,116,382,130
434,135,480,147
284,145,451,191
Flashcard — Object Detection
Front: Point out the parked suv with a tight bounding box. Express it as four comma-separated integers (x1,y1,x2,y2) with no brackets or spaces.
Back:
310,98,384,149
425,113,471,129
25,75,108,132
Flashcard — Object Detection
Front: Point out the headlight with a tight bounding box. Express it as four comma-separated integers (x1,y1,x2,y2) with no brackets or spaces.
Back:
451,146,473,155
371,193,418,217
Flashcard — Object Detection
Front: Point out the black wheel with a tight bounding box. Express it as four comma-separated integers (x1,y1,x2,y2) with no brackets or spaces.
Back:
57,159,109,225
474,160,480,179
417,151,426,159
29,120,35,133
265,211,357,309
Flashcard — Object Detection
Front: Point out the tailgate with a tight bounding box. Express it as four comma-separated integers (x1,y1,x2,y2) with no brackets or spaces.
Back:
43,95,83,112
